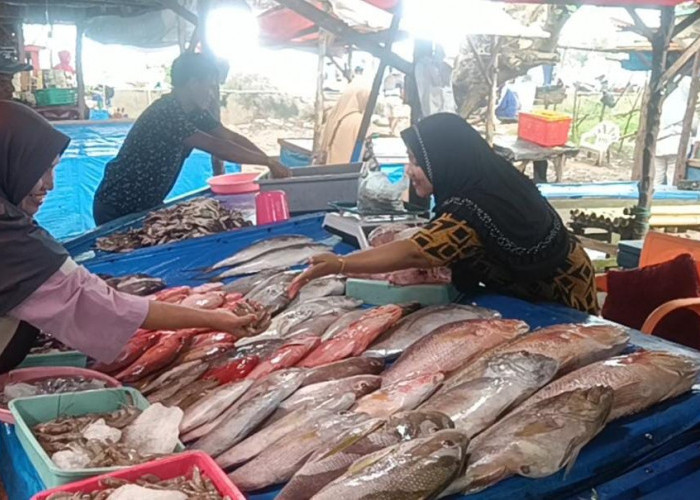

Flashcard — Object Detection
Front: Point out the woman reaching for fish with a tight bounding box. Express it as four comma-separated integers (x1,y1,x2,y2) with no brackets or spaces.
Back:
291,113,599,314
0,101,255,373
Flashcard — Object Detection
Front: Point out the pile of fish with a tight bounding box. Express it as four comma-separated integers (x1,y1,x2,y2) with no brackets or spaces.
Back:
45,466,230,500
99,274,167,296
96,198,251,252
32,403,182,470
1,376,108,408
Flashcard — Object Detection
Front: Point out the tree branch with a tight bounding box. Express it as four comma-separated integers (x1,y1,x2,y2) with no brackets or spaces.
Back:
626,7,654,41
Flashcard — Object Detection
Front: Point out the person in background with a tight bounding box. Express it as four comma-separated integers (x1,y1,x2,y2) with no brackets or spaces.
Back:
53,50,75,74
414,42,456,117
315,78,371,165
292,113,598,315
93,53,290,225
383,70,406,136
0,101,256,373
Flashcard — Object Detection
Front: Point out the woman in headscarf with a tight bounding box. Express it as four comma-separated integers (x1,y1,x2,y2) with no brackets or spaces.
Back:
315,78,371,165
291,113,598,314
0,101,255,373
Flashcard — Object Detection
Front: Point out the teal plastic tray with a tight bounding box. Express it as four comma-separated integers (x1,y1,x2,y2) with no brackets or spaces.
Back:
9,387,184,488
18,351,88,369
346,278,458,306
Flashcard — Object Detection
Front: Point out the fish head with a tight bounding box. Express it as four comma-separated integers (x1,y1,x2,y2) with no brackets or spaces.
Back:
403,430,470,494
352,375,383,397
388,410,455,441
364,357,386,372
484,351,559,387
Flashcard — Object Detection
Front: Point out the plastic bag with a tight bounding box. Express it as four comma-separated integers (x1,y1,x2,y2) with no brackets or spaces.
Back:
357,138,408,213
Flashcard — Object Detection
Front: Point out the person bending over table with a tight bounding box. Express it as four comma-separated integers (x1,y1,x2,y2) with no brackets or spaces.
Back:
93,52,290,225
0,102,256,373
290,113,599,315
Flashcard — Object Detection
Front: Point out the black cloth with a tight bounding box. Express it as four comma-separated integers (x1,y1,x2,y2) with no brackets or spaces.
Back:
0,321,39,374
0,101,70,315
94,94,220,224
401,112,569,282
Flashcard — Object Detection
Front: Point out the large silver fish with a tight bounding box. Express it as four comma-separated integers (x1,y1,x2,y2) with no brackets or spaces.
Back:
276,375,382,417
228,411,372,491
214,243,332,279
216,393,356,469
420,351,558,438
382,319,529,387
179,379,254,435
278,411,454,500
245,271,298,315
313,429,469,500
267,296,363,338
223,269,281,296
190,369,305,456
286,313,342,340
291,275,346,304
365,304,501,359
442,386,613,496
321,309,370,341
302,357,385,387
209,235,313,271
353,372,444,418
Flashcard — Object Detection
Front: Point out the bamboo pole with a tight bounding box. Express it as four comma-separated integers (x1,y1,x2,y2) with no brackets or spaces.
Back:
312,30,329,157
673,50,700,185
75,20,86,119
485,36,500,147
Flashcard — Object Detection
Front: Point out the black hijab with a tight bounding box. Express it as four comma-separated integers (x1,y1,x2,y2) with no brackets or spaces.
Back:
401,113,569,281
0,101,70,315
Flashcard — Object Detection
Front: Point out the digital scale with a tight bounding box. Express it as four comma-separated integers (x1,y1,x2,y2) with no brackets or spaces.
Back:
323,202,430,249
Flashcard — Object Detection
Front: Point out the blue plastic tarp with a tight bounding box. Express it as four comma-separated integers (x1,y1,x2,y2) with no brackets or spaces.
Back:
538,181,700,202
35,122,240,241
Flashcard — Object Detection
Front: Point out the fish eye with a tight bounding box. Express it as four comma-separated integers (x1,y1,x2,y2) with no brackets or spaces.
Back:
441,439,455,447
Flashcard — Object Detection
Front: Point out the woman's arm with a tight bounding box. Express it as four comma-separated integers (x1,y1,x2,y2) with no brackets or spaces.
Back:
289,239,432,297
143,301,253,333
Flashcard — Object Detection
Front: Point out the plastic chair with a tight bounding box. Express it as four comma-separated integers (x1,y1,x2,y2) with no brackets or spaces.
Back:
580,121,621,166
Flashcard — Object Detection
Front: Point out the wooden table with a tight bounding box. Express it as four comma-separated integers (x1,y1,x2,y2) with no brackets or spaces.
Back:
493,135,579,183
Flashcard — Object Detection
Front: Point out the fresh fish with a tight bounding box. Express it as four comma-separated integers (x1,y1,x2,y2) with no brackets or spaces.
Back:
190,369,306,454
179,379,254,435
262,296,363,340
146,361,211,404
162,378,219,409
278,411,454,500
201,356,259,384
443,386,613,496
313,429,469,500
299,305,406,368
114,334,187,382
91,332,160,374
353,372,444,418
177,342,236,363
231,339,284,360
246,272,298,315
228,411,371,491
277,375,382,416
223,270,281,296
321,309,369,341
246,336,321,380
214,243,332,279
442,323,630,394
421,351,558,438
365,304,501,359
189,332,237,348
302,357,385,387
286,313,342,340
216,393,356,469
208,235,313,271
104,274,166,296
382,319,529,387
520,350,699,421
292,275,347,304
179,291,225,309
191,282,224,294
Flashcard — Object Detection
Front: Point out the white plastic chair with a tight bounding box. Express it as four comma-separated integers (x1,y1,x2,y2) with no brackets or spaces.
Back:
580,121,621,166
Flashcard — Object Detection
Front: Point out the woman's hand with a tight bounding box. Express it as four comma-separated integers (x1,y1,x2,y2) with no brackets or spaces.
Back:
289,253,342,298
206,310,257,336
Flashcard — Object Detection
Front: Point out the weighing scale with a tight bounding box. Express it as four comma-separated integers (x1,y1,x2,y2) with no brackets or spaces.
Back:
323,202,430,249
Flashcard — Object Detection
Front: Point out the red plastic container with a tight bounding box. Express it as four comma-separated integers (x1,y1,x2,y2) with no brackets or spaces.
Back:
517,111,572,147
0,367,121,424
208,173,261,195
255,190,290,225
32,452,245,500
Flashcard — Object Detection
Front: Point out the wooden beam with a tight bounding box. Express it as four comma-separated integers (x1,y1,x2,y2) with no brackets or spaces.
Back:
274,0,412,75
75,20,86,120
312,30,330,157
158,0,198,26
657,36,700,92
673,8,700,38
625,7,654,41
466,36,492,86
674,51,700,185
486,36,500,146
351,8,402,162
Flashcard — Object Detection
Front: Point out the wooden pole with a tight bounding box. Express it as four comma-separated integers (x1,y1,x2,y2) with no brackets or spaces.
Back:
673,51,700,185
75,21,86,119
632,7,674,240
486,36,499,146
313,31,329,157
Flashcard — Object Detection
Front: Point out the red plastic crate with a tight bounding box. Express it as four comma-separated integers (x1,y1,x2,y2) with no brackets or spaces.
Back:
31,452,245,500
517,111,572,147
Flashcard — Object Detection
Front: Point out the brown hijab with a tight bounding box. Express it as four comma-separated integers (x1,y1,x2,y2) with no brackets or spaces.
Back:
0,101,70,315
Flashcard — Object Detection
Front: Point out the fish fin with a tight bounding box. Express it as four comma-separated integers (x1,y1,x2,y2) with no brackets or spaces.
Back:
559,436,587,477
457,463,511,495
316,419,385,460
345,446,396,475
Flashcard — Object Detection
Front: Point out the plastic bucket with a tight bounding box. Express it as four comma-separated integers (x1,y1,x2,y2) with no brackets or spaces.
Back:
255,190,290,225
208,173,260,195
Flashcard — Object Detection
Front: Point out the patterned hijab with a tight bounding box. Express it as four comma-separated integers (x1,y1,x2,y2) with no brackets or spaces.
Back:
401,113,569,281
0,101,70,315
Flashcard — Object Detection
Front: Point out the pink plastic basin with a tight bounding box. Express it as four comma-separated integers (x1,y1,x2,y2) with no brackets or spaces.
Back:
32,452,245,500
0,367,121,424
208,173,261,195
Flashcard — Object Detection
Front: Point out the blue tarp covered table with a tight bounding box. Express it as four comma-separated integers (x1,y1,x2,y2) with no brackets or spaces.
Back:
4,214,700,499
